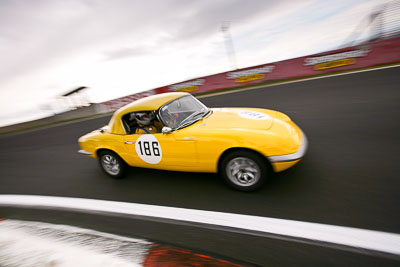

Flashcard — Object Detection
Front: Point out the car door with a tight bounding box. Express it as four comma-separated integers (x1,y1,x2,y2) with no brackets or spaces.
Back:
123,131,197,170
121,110,161,168
156,129,198,170
122,134,143,166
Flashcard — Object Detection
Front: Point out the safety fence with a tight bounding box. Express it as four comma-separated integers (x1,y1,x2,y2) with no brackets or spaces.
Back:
99,36,400,112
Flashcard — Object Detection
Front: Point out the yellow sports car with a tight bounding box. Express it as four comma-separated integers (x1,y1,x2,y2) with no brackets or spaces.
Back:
78,92,307,191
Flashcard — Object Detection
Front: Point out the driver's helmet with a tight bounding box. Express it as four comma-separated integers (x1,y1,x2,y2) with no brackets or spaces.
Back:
135,111,154,126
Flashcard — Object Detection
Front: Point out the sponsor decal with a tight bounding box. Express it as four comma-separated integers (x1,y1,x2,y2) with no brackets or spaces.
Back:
169,79,205,92
227,65,274,83
144,244,244,266
304,47,369,70
239,110,270,120
135,134,162,164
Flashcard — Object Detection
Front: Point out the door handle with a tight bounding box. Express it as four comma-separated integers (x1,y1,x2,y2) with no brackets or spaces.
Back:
124,141,135,144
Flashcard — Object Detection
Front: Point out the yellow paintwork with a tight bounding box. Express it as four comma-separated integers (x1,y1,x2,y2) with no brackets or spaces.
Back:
78,92,305,173
272,160,301,172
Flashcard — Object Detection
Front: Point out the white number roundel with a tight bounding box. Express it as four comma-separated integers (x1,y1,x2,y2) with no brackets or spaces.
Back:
135,134,162,164
239,110,270,120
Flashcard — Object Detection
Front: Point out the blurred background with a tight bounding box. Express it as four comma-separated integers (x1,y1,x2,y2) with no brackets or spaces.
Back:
1,1,400,266
0,0,399,129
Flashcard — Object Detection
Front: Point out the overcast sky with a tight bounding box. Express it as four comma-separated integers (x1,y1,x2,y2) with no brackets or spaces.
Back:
0,0,387,126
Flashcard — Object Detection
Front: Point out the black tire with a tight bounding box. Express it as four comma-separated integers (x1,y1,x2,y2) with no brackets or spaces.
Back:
98,150,126,179
220,150,269,191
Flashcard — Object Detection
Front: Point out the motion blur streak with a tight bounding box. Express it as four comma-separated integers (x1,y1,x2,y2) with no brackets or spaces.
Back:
1,194,400,257
0,219,145,267
0,219,243,267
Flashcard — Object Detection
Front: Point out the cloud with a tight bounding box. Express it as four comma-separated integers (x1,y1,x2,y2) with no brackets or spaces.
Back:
0,0,389,126
0,0,288,96
102,46,152,61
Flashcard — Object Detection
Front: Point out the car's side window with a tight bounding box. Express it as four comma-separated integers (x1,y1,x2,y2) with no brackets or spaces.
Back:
122,111,162,135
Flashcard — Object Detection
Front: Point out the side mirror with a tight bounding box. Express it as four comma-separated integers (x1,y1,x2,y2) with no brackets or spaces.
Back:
162,127,173,134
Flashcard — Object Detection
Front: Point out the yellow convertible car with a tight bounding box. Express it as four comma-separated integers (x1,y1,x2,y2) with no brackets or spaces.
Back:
78,92,307,191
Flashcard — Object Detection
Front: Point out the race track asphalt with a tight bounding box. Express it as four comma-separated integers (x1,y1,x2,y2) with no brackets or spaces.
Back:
1,66,400,266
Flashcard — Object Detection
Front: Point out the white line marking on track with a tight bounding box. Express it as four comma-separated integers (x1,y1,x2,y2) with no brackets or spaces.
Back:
1,194,400,257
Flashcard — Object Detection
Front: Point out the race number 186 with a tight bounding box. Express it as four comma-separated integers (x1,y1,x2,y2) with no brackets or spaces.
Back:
135,135,162,164
137,141,160,156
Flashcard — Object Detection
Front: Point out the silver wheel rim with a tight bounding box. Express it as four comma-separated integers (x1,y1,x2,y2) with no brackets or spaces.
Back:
226,157,260,187
101,154,120,175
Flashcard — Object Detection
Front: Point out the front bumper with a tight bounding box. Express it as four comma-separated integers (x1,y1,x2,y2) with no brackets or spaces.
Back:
267,129,308,163
78,149,92,155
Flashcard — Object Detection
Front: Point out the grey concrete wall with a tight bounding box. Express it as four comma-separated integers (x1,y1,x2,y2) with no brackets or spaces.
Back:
0,104,101,135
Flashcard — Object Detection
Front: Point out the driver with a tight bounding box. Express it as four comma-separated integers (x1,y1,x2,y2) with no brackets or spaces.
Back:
133,111,161,134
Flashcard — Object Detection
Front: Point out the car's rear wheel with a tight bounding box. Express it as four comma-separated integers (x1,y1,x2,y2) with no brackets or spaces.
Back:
98,150,126,179
220,150,268,191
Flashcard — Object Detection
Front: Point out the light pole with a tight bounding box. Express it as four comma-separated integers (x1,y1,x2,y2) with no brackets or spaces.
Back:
221,21,238,70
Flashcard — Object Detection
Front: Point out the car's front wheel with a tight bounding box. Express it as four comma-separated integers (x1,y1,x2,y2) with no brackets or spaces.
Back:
98,150,126,179
220,150,269,191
